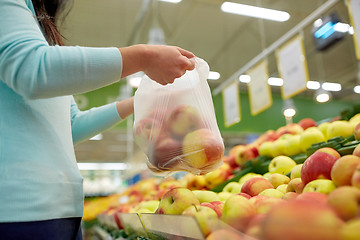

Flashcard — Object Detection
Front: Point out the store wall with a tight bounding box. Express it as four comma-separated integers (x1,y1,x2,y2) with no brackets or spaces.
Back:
75,84,357,134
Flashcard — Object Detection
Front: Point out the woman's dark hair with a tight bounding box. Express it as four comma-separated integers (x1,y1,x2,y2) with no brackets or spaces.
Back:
32,0,69,46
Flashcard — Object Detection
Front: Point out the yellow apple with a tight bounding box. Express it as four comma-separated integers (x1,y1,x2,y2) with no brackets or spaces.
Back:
318,122,330,140
268,156,296,175
258,189,284,198
299,127,325,152
290,164,303,179
303,179,336,195
327,120,353,139
341,218,360,240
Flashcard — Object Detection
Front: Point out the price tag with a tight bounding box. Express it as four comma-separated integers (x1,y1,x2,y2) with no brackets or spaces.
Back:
222,81,241,127
347,0,360,60
276,35,309,99
247,60,272,116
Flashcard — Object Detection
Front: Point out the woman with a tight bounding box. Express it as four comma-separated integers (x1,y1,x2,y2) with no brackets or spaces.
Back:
0,0,195,239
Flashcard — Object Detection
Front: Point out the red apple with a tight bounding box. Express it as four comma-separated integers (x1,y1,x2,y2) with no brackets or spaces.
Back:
327,186,360,221
262,200,344,240
301,151,339,185
241,177,274,197
354,122,360,140
286,178,305,194
182,128,224,173
200,201,224,218
296,192,328,205
298,118,317,130
134,117,166,151
352,164,360,189
166,105,204,139
245,214,267,239
149,136,182,170
331,155,360,186
206,229,245,240
353,143,360,158
315,147,341,159
204,163,232,189
221,195,256,232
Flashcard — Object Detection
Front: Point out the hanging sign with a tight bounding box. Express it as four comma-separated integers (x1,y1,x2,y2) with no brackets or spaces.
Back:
222,81,241,127
247,60,272,116
276,35,309,99
347,0,360,60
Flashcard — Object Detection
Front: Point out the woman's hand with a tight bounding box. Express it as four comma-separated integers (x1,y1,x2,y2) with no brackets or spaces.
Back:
120,44,196,85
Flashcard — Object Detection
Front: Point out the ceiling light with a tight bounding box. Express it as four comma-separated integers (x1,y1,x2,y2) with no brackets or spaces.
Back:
313,19,323,28
78,163,128,171
221,2,290,22
354,85,360,93
208,71,221,80
334,22,351,33
349,26,354,35
282,99,296,118
268,77,283,86
158,0,181,3
322,82,342,91
307,81,321,90
239,74,251,83
315,89,331,103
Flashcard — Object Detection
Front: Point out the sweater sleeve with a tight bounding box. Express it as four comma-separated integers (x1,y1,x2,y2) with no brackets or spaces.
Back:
70,97,123,145
0,0,123,99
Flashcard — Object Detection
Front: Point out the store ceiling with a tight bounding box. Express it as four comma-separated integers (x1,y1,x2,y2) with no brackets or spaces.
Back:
62,0,359,101
65,0,360,165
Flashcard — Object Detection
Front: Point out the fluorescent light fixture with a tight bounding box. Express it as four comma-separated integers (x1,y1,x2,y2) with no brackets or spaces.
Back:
239,75,251,83
354,85,360,94
313,19,323,28
349,26,354,35
208,71,221,80
221,2,290,22
268,77,283,86
307,81,321,90
158,0,181,3
322,82,341,91
78,163,128,171
89,133,103,141
334,22,351,33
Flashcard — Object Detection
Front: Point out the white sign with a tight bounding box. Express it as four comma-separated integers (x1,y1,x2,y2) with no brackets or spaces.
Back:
276,35,309,99
347,0,360,60
247,61,272,116
222,81,241,127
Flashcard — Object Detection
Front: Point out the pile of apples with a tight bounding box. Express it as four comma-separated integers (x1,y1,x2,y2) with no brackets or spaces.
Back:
134,104,224,175
151,144,360,240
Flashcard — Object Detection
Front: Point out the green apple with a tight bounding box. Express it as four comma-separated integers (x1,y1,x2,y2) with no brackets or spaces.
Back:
290,164,303,179
299,127,325,152
258,141,274,158
239,173,263,184
318,122,330,141
258,189,284,198
192,190,220,203
303,179,336,195
223,182,242,194
182,205,218,237
268,156,296,175
276,184,288,194
135,200,159,213
218,192,233,202
156,187,200,214
327,120,353,139
268,173,290,188
283,135,302,156
221,195,256,231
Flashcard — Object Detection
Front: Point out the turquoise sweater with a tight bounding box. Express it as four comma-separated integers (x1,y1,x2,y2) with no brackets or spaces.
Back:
0,0,124,222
